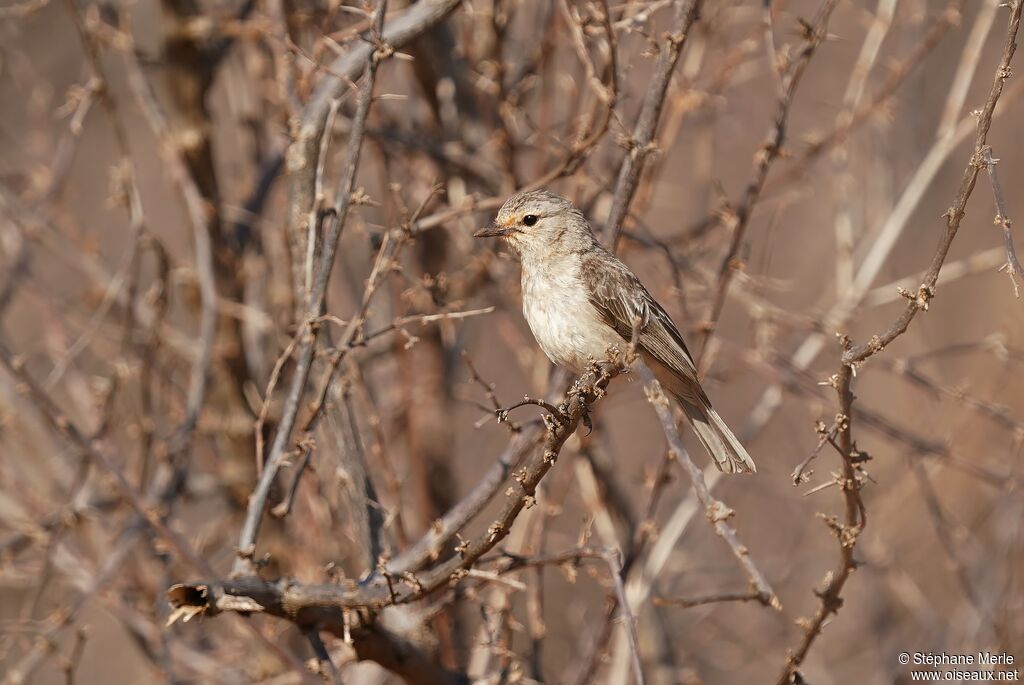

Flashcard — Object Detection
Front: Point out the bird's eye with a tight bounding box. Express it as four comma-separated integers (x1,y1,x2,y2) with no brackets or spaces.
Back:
522,214,538,227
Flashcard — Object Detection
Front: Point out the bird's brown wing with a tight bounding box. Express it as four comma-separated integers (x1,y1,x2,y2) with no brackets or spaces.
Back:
580,250,704,397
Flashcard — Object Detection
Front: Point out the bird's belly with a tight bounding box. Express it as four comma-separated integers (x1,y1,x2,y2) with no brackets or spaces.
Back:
522,279,622,372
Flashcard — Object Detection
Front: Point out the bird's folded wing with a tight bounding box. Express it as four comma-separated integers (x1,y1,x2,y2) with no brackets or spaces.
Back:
581,252,702,390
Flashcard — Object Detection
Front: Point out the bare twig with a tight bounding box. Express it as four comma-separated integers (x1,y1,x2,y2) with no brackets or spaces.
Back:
0,342,211,574
735,67,1024,484
604,0,703,250
981,147,1024,296
85,7,222,454
234,0,389,573
171,364,622,610
601,549,645,685
639,366,780,610
653,590,768,610
463,349,521,431
792,422,838,485
778,4,1023,680
496,397,565,424
383,422,544,575
699,0,840,350
842,2,1022,368
286,0,464,301
305,629,344,685
771,0,966,189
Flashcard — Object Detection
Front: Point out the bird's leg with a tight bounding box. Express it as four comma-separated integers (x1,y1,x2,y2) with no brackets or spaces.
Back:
605,342,636,371
585,359,619,396
578,395,593,435
597,360,621,384
575,360,612,436
558,361,624,437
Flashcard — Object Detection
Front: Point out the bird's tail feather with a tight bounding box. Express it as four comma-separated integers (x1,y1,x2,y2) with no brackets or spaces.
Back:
675,395,756,474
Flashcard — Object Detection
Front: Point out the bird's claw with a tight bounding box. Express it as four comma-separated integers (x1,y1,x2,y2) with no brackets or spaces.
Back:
577,392,593,435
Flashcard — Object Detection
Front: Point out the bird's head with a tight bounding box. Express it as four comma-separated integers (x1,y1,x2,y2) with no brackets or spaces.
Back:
474,190,595,259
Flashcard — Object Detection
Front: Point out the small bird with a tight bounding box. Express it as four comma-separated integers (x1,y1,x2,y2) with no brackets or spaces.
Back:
474,190,755,474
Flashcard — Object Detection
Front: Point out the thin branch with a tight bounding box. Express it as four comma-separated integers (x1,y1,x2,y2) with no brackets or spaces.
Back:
699,0,840,350
384,423,543,575
653,590,768,610
234,0,389,572
604,0,703,250
776,361,866,685
305,629,344,685
791,421,838,485
777,4,1023,680
909,457,983,611
463,349,521,432
770,0,966,190
842,1,1022,367
90,8,220,454
496,397,565,424
0,343,211,575
269,442,313,519
734,62,1024,477
639,366,780,610
170,364,622,611
601,550,644,685
286,0,464,301
982,147,1024,296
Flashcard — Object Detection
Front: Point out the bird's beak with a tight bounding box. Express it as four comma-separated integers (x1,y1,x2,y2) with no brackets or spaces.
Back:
473,222,512,238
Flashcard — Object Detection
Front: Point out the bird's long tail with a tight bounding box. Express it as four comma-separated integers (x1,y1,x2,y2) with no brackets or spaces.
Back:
675,394,757,474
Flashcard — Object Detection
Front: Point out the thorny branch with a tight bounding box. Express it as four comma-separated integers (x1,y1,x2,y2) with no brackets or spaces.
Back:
769,0,967,190
699,0,840,349
842,3,1021,368
639,366,780,611
778,3,1022,681
603,0,703,250
981,147,1024,296
234,0,390,574
3,0,1023,682
168,364,623,622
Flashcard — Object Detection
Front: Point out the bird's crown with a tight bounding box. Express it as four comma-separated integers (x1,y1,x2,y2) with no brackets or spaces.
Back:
495,190,586,229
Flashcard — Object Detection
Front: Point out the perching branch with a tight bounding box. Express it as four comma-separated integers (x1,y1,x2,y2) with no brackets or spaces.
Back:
169,364,622,666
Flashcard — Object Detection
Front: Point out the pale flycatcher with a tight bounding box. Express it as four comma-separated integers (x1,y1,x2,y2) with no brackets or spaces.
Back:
474,190,756,474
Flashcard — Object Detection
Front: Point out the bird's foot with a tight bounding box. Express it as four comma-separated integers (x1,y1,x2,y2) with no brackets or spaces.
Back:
578,393,593,436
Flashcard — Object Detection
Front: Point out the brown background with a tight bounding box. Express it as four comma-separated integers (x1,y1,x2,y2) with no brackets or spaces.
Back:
1,0,1022,683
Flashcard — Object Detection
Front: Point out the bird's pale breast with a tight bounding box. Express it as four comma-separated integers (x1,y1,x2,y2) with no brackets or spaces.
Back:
520,258,624,373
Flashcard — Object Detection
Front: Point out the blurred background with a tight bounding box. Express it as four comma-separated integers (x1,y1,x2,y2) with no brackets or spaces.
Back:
0,0,1022,682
